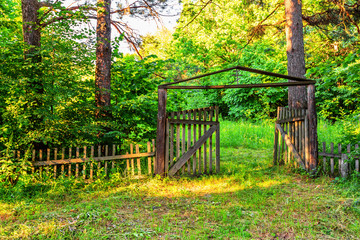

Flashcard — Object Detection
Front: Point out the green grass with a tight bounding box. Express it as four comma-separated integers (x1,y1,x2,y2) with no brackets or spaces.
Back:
1,119,359,239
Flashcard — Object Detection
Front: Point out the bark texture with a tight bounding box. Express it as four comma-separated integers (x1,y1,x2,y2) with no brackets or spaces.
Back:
95,0,112,118
285,0,307,109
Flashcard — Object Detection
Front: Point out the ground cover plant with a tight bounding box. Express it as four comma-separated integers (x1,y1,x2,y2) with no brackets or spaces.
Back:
1,120,359,239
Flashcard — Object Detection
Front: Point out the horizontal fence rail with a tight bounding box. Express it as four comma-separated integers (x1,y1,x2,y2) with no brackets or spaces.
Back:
2,140,156,180
166,106,220,176
319,142,359,178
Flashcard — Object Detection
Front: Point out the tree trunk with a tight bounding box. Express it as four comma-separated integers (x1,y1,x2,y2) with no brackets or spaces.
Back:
21,0,41,62
285,0,307,109
95,0,112,119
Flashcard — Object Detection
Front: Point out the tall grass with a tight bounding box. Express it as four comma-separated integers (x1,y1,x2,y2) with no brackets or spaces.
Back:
220,119,273,149
220,118,351,150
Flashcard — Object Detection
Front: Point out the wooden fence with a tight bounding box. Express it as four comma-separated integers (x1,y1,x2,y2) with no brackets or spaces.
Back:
319,142,359,178
165,106,220,176
274,107,308,170
6,140,156,179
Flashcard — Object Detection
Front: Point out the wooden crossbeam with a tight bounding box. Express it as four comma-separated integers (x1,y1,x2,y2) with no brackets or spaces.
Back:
276,123,306,170
168,124,218,176
168,119,219,125
276,116,305,124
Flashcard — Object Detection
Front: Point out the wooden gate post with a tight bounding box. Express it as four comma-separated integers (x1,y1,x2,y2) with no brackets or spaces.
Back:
307,84,318,172
155,88,167,176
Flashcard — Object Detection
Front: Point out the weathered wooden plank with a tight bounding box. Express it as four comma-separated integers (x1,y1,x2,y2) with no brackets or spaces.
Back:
276,116,305,124
90,146,94,179
168,119,219,126
176,112,180,168
168,124,218,176
273,107,280,165
215,106,220,173
148,141,152,174
165,119,169,173
193,109,197,174
155,88,167,175
47,148,50,175
182,111,186,174
33,152,156,166
54,148,57,179
209,108,213,174
112,145,115,170
198,109,202,173
68,148,72,178
152,139,156,172
304,110,309,170
61,148,65,176
203,109,207,173
159,66,314,88
187,110,192,174
330,143,335,176
97,145,101,171
105,145,109,176
76,147,79,177
170,112,174,167
136,145,141,176
276,123,306,170
307,84,318,171
83,146,87,179
162,81,315,90
130,144,134,175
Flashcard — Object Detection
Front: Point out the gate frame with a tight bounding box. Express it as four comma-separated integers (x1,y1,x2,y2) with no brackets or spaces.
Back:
155,65,318,175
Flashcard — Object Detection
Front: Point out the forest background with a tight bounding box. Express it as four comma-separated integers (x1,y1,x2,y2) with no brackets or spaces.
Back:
0,0,359,152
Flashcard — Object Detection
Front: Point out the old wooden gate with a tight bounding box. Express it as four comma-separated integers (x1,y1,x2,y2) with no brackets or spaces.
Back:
165,106,220,176
273,106,317,171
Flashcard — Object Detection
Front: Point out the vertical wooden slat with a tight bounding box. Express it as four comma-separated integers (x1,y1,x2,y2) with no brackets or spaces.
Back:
215,106,220,173
298,110,302,162
304,110,309,170
126,151,130,175
47,148,50,175
187,110,192,174
193,109,197,174
152,139,156,171
280,108,285,164
39,149,43,178
209,108,213,174
203,109,208,173
83,146,87,180
155,88,167,175
130,144,134,175
307,84,318,172
61,148,65,176
338,144,342,175
105,145,108,176
182,111,186,174
176,112,180,167
355,144,359,172
273,107,280,165
97,145,101,171
32,149,35,174
322,142,326,173
76,147,79,178
112,144,116,171
148,142,152,175
68,148,72,178
330,143,334,176
165,118,169,173
285,108,290,165
136,144,141,176
90,146,94,179
54,148,58,179
198,109,202,173
170,112,175,167
301,109,306,161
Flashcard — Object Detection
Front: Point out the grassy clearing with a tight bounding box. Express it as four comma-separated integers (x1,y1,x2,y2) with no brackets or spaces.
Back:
1,120,359,239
